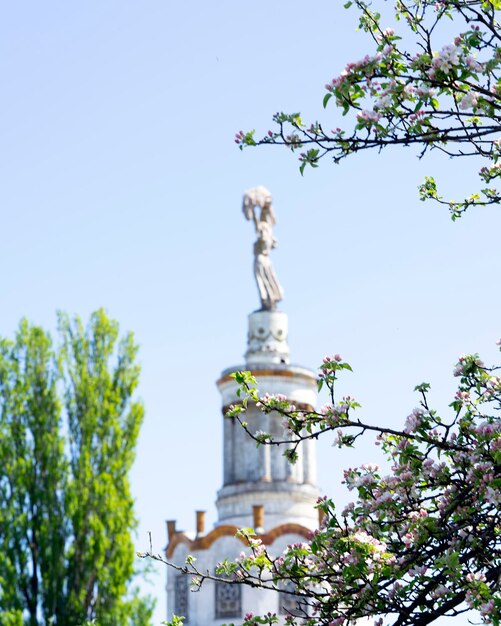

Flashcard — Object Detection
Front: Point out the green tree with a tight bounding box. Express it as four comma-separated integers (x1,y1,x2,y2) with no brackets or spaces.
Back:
237,0,500,219
0,310,153,626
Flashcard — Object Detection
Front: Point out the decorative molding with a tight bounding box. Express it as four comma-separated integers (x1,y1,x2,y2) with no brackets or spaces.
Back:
263,522,311,544
248,327,288,344
166,522,312,559
166,532,192,558
166,524,242,558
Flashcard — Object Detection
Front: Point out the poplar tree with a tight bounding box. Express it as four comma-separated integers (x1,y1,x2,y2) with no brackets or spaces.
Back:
0,310,153,626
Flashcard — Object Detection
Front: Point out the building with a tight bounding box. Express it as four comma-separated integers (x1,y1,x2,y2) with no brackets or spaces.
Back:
165,188,322,625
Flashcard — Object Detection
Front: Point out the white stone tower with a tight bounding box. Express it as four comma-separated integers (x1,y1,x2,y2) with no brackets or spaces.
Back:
216,310,319,531
165,188,321,625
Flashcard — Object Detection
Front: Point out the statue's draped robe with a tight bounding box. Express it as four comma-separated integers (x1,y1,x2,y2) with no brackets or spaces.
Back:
253,222,283,310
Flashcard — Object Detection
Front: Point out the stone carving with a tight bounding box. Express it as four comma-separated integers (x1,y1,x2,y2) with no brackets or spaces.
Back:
245,310,290,365
243,186,284,311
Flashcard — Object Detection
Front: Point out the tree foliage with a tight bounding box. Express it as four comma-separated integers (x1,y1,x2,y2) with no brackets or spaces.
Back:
0,310,153,626
154,349,501,626
236,0,501,219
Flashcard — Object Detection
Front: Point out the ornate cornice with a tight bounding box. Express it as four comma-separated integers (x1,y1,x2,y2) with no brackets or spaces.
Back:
166,522,312,559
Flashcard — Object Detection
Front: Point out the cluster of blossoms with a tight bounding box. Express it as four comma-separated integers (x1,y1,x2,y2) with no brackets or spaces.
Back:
453,353,485,377
459,90,480,111
342,33,489,129
403,407,424,433
321,354,343,368
465,573,499,619
318,355,353,390
325,52,389,93
480,161,501,184
254,429,272,443
256,392,296,413
429,43,461,76
320,398,353,427
486,375,501,395
356,109,382,126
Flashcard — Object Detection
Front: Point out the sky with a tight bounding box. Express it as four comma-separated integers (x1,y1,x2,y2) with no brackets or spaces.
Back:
1,1,500,624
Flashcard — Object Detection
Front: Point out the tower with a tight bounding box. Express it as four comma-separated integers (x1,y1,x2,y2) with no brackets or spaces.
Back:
165,188,321,625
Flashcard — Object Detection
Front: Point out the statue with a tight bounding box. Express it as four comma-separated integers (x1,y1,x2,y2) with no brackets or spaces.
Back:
242,186,284,311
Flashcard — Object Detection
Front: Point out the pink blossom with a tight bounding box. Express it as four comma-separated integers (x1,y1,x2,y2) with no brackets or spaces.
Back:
431,44,461,73
362,463,380,472
404,407,424,433
480,600,495,617
374,94,392,110
465,56,482,72
466,572,486,584
415,84,437,99
459,91,480,111
455,390,470,403
431,585,449,599
357,110,382,124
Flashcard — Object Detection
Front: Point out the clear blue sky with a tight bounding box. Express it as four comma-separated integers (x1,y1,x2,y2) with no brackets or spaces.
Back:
1,2,500,623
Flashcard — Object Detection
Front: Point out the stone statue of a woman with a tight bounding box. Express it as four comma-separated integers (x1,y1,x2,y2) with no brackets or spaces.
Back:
242,186,284,311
